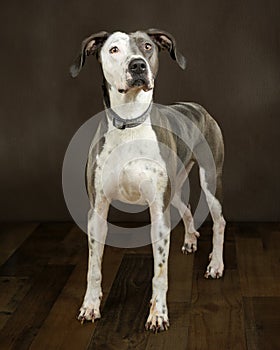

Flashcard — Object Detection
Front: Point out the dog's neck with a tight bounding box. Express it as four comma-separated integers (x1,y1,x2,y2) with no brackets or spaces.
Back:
104,83,153,120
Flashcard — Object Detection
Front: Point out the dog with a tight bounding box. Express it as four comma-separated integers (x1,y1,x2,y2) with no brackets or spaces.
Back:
70,29,226,332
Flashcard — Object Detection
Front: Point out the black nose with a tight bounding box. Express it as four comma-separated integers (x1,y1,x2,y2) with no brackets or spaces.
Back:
129,59,147,74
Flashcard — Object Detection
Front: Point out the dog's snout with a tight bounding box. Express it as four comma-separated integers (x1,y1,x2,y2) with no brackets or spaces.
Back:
129,59,147,74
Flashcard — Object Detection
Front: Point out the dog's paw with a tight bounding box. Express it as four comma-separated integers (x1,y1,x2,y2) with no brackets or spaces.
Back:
145,314,169,333
182,231,200,254
77,305,101,324
145,298,169,332
204,253,224,279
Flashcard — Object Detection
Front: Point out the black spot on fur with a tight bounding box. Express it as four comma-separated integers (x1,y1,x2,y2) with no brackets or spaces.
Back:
164,239,168,245
158,246,164,254
159,263,163,267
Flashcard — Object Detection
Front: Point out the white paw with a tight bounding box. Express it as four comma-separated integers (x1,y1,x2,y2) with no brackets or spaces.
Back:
77,304,101,324
145,298,169,332
145,313,169,332
204,253,224,279
182,231,200,254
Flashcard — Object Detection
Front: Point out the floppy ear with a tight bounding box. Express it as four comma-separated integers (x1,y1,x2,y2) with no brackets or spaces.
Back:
70,31,110,78
145,28,186,70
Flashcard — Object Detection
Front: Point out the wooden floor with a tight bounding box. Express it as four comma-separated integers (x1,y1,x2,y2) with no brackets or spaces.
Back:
0,222,279,349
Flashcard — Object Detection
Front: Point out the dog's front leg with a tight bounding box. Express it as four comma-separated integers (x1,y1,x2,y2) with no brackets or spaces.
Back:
78,193,109,324
146,203,170,332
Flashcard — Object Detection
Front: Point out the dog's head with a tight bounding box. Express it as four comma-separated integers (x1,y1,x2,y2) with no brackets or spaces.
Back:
70,29,186,94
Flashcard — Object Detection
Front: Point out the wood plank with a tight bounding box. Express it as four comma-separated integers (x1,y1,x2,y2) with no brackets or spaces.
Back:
258,225,280,295
102,245,126,299
88,254,153,349
0,276,31,330
242,298,259,350
0,223,39,265
47,224,87,265
29,244,125,350
0,265,73,350
236,234,280,296
243,297,280,350
0,222,73,276
187,269,247,349
29,258,92,350
0,222,278,350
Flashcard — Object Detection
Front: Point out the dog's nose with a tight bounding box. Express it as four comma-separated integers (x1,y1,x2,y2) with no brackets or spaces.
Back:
129,59,147,74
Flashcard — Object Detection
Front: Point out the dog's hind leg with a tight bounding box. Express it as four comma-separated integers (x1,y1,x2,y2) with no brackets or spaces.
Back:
78,193,110,323
199,167,226,278
172,194,200,254
171,161,200,254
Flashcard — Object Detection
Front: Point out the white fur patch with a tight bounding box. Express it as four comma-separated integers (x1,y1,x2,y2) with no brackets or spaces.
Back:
95,118,168,206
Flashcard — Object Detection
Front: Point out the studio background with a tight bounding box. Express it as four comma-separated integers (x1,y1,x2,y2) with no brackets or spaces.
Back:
0,0,279,222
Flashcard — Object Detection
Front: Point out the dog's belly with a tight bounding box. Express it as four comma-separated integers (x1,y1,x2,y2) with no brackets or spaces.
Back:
94,123,168,205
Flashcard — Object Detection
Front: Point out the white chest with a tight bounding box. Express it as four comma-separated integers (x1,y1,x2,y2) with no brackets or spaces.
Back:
94,122,168,205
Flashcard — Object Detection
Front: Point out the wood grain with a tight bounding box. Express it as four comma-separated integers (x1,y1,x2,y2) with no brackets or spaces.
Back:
0,265,73,350
243,297,280,350
236,226,280,297
0,222,73,276
187,270,247,349
0,222,279,350
30,243,125,350
0,223,39,265
89,254,153,349
0,276,31,330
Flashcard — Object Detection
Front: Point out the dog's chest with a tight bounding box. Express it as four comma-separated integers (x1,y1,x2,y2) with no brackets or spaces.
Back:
94,123,168,204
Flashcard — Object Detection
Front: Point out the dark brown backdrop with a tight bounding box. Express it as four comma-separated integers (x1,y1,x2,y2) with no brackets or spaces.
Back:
0,0,279,221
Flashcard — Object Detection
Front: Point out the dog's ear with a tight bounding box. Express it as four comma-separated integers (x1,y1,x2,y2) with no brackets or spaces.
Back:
145,29,186,70
70,31,110,78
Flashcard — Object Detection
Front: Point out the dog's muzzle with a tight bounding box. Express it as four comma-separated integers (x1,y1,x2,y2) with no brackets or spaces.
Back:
127,58,152,91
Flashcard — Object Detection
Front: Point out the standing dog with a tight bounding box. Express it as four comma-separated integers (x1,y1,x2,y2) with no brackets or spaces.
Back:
70,29,226,332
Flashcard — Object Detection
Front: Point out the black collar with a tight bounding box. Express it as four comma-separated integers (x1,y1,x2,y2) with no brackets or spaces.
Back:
106,102,153,129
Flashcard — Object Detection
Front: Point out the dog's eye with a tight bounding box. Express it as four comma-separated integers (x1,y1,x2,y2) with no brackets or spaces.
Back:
109,46,119,54
144,43,152,51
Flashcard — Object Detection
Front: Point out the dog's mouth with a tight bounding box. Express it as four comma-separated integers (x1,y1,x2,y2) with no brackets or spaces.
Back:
132,78,146,87
118,78,153,94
